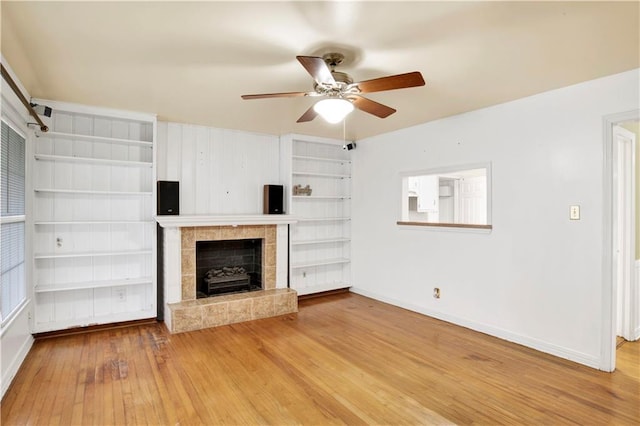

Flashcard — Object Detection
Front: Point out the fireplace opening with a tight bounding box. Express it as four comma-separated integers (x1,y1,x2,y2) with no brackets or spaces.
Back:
196,239,263,298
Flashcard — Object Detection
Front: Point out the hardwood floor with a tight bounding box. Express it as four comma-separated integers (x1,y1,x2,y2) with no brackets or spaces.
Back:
2,292,639,425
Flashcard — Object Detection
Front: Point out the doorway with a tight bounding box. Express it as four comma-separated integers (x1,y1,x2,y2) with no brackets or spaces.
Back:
602,112,639,372
614,123,638,345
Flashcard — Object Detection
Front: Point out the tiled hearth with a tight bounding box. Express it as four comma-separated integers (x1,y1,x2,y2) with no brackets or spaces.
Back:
169,288,297,333
157,217,299,334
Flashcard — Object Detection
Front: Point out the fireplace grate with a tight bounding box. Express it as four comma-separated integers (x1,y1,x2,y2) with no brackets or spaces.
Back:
207,273,251,295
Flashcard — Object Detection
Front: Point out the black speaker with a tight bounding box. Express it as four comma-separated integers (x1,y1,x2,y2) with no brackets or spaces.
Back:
263,184,284,214
157,181,179,215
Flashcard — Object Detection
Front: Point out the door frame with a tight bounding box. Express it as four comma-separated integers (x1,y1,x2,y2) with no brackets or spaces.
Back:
601,110,639,372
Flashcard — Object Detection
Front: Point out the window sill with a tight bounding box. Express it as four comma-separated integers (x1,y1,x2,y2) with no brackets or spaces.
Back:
397,221,492,231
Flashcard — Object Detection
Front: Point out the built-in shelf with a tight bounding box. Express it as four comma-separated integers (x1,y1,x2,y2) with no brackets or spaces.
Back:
297,217,351,222
41,131,153,147
292,195,350,199
35,154,152,168
291,257,351,269
35,277,153,293
31,101,156,334
34,249,152,260
291,238,350,246
292,171,350,178
292,155,351,164
35,188,152,196
289,136,351,296
35,220,153,225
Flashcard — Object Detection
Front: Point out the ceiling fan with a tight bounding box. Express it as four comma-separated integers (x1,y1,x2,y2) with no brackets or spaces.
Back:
241,53,426,123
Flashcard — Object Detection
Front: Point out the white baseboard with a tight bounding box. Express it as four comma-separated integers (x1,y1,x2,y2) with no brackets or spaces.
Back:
350,286,601,369
636,260,640,341
295,282,350,296
1,333,33,398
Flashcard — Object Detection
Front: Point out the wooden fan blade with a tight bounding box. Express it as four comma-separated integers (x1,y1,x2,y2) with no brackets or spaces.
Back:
296,105,318,123
349,95,396,118
297,56,335,86
351,71,425,94
241,91,310,100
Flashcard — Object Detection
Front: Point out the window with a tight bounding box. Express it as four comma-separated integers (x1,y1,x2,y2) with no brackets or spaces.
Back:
398,163,492,229
1,120,26,322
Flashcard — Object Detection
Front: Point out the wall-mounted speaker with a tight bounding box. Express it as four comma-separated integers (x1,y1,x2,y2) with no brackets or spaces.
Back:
157,181,179,215
263,184,284,214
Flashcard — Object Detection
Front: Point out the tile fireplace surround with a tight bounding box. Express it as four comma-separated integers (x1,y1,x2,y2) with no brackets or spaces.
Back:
157,215,298,333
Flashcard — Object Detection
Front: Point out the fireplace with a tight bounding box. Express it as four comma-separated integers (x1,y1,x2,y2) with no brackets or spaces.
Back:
196,239,263,297
157,216,299,334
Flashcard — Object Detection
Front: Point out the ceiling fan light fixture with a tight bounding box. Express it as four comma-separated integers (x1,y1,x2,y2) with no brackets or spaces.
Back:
313,98,354,124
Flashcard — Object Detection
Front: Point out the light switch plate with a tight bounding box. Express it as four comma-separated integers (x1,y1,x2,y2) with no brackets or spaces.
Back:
570,205,580,220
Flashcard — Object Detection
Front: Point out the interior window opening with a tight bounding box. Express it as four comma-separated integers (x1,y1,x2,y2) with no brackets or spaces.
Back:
399,164,492,229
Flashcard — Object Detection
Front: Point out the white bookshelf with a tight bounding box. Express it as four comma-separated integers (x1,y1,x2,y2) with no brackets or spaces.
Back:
286,135,352,295
31,100,157,333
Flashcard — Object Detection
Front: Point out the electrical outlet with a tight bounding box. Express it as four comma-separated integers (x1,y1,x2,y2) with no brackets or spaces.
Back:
115,288,126,302
433,288,441,299
570,205,580,220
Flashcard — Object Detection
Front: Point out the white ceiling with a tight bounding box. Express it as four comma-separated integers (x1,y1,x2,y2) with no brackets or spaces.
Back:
2,1,638,141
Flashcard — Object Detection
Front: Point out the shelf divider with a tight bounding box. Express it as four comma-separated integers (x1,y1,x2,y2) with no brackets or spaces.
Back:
34,249,152,259
35,277,153,293
35,188,152,196
35,154,152,168
291,257,351,269
291,238,350,246
42,131,153,147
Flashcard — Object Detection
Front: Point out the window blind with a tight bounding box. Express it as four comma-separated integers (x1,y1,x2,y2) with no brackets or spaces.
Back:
0,121,26,321
1,122,25,216
1,222,25,319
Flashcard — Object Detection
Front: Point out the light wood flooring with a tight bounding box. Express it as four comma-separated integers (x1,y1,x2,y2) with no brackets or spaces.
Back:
2,292,639,425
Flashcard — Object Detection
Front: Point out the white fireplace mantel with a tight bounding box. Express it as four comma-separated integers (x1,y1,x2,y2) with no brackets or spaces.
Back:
156,214,298,228
158,215,296,331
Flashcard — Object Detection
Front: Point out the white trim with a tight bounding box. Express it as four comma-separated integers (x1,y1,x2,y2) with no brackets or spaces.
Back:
155,214,298,228
0,299,29,335
601,109,640,372
32,309,156,334
0,330,33,397
297,283,351,296
31,98,156,123
0,300,33,397
351,286,600,368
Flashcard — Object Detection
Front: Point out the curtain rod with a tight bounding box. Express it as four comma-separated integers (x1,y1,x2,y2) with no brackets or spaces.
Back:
0,63,49,132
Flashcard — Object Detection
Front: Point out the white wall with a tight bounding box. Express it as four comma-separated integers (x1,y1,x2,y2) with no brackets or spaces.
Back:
156,122,282,215
350,69,640,368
